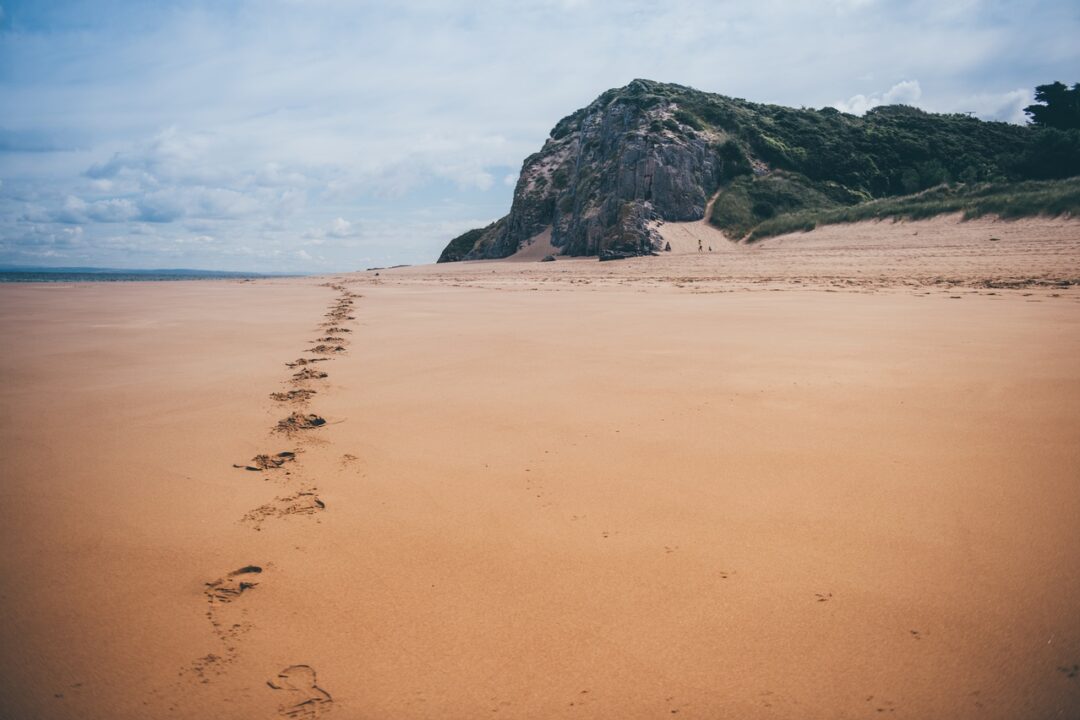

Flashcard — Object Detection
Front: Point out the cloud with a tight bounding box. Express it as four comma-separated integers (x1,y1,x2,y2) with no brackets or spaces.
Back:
173,234,216,245
327,217,356,238
951,88,1033,124
834,80,923,115
86,127,229,188
51,195,139,223
3,224,85,256
301,216,362,246
87,197,139,222
135,186,261,223
135,193,185,223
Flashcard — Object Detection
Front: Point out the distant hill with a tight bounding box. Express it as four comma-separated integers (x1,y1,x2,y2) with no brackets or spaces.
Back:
438,79,1080,262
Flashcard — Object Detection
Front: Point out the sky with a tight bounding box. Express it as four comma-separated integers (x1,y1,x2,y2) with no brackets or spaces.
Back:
1,0,1077,271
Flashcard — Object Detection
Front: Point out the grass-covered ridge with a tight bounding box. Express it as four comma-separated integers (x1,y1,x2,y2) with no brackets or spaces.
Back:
745,177,1080,240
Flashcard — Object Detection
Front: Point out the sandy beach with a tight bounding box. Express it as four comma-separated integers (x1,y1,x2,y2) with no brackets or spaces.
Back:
2,215,1080,719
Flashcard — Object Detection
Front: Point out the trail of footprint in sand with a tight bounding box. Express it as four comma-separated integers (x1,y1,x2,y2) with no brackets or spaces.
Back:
254,287,351,715
178,284,360,701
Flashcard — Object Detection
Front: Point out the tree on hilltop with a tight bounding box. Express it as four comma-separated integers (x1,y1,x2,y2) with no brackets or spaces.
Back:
1024,82,1080,130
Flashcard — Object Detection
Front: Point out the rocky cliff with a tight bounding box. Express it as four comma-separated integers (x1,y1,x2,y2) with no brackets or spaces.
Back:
439,79,1051,261
439,79,736,261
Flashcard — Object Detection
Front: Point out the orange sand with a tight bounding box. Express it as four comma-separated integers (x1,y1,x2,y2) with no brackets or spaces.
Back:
1,215,1079,719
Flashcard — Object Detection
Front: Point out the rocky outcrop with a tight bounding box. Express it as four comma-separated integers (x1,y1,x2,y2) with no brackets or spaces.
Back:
439,77,1041,260
440,79,743,261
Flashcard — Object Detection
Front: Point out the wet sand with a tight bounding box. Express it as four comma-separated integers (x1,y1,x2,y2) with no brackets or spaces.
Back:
1,215,1079,719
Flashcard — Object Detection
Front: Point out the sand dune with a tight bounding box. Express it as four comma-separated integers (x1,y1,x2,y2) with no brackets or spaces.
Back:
1,216,1079,719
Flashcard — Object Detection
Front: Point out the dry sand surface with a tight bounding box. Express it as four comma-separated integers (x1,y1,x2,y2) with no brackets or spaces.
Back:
2,215,1080,719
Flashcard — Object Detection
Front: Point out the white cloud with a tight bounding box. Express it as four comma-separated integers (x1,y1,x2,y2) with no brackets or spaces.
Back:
834,80,922,115
301,216,362,246
87,198,138,222
10,224,85,252
950,88,1033,124
883,80,922,105
174,234,215,245
327,217,355,238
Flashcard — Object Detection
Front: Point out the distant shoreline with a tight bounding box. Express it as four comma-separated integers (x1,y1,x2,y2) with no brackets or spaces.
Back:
0,269,306,283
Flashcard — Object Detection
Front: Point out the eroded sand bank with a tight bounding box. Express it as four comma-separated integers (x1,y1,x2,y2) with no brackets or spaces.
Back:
1,216,1079,719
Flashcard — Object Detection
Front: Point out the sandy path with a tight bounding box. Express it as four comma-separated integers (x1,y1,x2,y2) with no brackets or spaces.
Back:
2,218,1080,718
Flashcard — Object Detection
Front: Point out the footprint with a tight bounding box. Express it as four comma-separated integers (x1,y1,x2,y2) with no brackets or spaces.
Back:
306,345,346,355
205,565,263,603
292,368,329,382
276,413,327,434
815,593,833,603
187,566,264,683
1059,664,1079,680
315,336,347,343
233,451,297,471
286,358,330,368
270,389,317,404
268,665,333,718
243,489,326,529
321,327,351,334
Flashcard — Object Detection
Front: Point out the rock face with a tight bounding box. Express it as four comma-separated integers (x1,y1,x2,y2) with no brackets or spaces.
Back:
442,79,739,261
